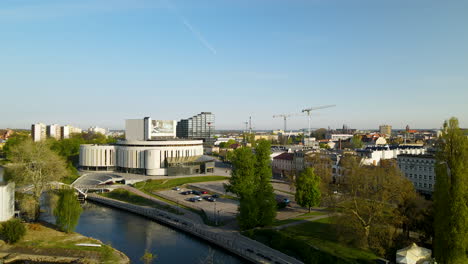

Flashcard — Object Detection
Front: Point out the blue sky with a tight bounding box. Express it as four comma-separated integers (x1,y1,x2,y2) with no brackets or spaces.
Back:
1,0,467,130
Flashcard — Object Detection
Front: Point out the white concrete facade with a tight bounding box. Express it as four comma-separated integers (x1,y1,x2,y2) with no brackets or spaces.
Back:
79,140,204,176
0,182,15,222
358,147,426,166
31,123,46,142
398,154,436,194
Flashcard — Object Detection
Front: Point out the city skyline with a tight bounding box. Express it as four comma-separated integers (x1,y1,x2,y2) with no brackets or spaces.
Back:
1,0,467,129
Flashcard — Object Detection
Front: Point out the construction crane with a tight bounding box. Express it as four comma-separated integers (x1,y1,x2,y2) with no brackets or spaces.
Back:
273,113,301,132
302,104,336,139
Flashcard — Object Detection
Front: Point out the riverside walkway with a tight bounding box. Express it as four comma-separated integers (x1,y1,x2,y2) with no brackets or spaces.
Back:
87,193,303,264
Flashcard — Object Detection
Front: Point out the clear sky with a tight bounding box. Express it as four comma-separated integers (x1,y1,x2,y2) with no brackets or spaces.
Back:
1,0,467,130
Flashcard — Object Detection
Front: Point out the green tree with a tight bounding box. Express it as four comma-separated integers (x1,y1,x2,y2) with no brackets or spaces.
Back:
295,168,321,212
225,141,277,229
2,132,29,158
433,117,468,264
0,219,26,244
350,135,363,149
225,147,256,197
54,189,83,233
6,140,68,220
254,140,277,226
312,128,327,140
141,250,157,264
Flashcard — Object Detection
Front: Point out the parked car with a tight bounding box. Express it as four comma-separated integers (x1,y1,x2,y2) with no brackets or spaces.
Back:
201,190,208,194
206,197,216,202
283,198,290,205
180,191,192,195
187,197,197,202
192,190,201,195
173,186,181,191
211,194,220,199
194,196,202,201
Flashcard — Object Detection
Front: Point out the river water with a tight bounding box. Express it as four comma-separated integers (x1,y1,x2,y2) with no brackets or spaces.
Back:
69,202,244,264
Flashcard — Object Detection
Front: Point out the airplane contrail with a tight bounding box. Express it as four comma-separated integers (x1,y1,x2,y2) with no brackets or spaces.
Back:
164,0,217,55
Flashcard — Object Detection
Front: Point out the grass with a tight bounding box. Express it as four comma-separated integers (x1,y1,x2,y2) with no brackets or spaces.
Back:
14,223,125,263
134,176,229,192
246,216,378,264
101,189,183,215
280,217,378,263
271,211,328,227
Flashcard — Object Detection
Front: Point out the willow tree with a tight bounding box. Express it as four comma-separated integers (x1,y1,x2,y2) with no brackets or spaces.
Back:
54,189,83,233
433,117,468,264
7,140,68,219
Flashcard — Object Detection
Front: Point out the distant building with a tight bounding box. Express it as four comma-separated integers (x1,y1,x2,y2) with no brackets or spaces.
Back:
46,124,61,140
397,154,436,195
31,123,46,142
379,125,392,136
79,117,214,176
177,112,215,142
88,126,107,135
326,134,353,141
60,125,81,139
272,152,295,177
357,145,426,166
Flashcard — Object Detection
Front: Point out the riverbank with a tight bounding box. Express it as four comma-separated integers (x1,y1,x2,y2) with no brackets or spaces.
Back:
87,193,304,264
0,222,129,264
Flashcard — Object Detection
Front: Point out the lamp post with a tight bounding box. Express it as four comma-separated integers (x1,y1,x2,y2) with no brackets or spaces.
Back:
214,201,217,225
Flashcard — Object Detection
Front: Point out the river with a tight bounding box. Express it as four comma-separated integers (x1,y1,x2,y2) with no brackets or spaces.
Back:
45,201,244,264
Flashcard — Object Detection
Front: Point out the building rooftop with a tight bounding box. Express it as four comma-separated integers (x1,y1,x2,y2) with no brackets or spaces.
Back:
397,154,435,159
273,152,294,161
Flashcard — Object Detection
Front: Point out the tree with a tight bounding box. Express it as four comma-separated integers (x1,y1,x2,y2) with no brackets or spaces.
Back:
225,147,256,197
6,140,68,220
254,140,277,226
225,141,277,229
350,135,363,149
0,219,26,244
433,117,468,264
295,168,321,212
335,158,415,255
312,128,327,140
54,189,83,233
141,250,157,264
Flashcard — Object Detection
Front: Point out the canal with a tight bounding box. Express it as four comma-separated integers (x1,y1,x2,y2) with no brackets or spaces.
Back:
49,201,244,264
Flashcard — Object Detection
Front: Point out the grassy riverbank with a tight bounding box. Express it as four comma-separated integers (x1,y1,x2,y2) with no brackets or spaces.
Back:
245,217,378,264
0,222,129,263
101,189,183,215
134,176,229,192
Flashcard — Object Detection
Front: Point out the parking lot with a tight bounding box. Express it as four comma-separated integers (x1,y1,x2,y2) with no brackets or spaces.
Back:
157,187,239,225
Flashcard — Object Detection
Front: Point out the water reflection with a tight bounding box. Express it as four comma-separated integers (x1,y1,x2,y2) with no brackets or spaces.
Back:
73,202,244,264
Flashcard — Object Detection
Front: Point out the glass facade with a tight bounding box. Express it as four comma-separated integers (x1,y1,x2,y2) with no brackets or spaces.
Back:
177,112,215,140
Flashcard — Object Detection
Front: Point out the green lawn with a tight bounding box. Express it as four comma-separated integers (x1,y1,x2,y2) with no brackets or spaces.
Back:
246,216,378,264
281,217,378,263
100,189,182,215
134,176,229,192
271,211,327,227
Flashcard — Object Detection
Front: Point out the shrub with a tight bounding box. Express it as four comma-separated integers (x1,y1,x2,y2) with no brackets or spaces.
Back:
1,219,26,244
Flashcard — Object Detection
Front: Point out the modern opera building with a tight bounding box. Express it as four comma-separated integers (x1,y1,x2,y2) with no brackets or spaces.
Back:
79,117,215,176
